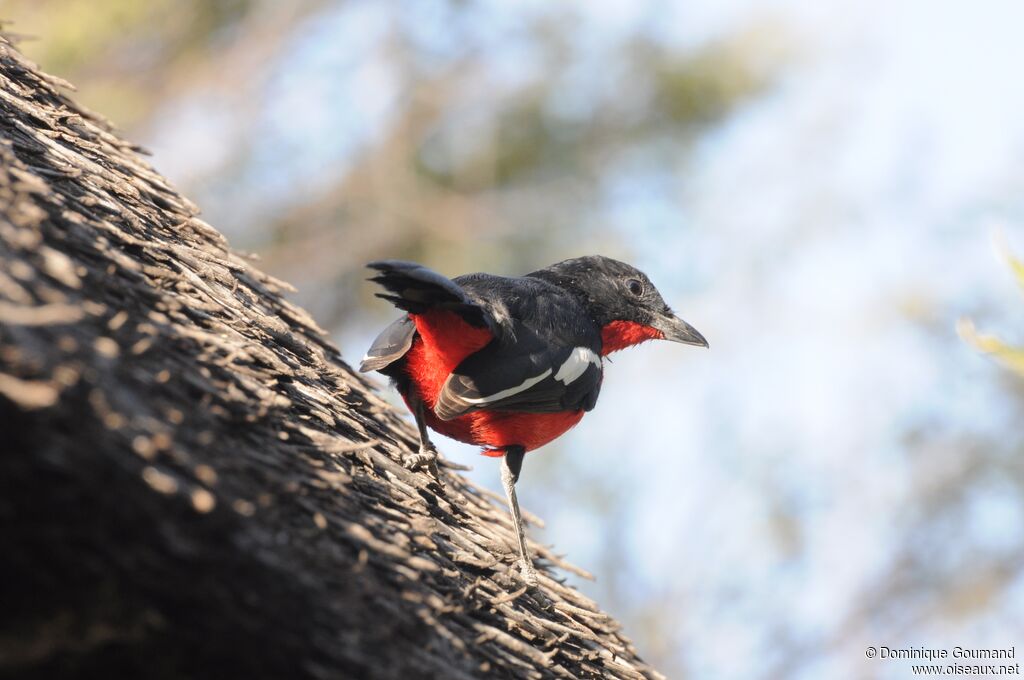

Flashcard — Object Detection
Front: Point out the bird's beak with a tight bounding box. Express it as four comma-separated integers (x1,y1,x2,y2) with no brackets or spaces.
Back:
653,314,708,348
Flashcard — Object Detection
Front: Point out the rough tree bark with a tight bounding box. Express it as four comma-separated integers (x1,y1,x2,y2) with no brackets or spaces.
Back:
0,35,663,680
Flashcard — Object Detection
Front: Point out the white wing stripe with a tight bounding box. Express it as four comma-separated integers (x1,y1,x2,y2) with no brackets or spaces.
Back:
455,346,599,406
460,368,553,404
554,347,601,385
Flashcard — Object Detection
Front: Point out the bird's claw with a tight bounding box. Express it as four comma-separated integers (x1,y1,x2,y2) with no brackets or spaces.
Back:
519,560,540,589
403,450,436,471
404,446,444,488
519,563,553,608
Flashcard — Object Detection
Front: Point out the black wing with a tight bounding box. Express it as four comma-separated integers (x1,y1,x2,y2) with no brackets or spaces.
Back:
366,260,502,335
361,260,506,375
433,323,603,421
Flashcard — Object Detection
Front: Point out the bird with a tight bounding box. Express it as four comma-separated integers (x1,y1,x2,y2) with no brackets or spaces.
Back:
360,255,707,587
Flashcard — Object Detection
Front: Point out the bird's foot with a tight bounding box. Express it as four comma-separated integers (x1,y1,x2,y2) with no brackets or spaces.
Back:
518,561,554,608
403,447,436,471
519,559,540,589
404,445,444,488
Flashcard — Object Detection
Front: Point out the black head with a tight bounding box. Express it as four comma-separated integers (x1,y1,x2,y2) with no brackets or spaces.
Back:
528,255,708,348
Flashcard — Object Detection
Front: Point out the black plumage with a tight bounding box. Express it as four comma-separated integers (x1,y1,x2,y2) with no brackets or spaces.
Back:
362,260,606,419
361,255,707,588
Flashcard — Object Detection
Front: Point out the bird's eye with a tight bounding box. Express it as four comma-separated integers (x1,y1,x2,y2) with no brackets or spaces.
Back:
627,279,644,297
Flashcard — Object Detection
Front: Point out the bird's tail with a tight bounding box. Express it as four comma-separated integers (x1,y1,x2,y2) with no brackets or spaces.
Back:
366,260,492,330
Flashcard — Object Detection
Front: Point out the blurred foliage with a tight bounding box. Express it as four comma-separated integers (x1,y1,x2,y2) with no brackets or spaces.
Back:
1,1,783,332
2,0,302,126
259,17,781,329
651,29,773,126
959,238,1024,376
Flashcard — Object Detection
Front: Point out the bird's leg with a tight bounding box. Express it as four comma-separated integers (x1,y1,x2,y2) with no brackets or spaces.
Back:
404,395,443,487
501,446,538,587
